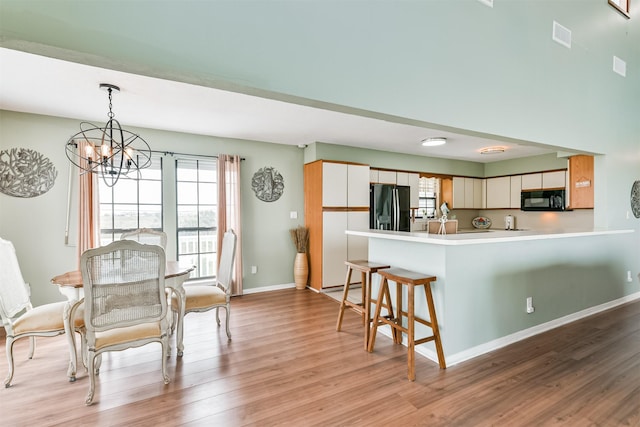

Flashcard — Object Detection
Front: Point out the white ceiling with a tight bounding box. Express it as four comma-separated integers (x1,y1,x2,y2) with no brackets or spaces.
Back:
0,48,559,163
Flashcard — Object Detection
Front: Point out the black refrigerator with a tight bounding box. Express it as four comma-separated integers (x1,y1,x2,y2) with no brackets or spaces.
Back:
369,184,411,231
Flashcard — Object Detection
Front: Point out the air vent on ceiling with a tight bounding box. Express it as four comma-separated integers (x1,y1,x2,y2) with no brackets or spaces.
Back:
552,21,572,48
613,56,626,77
478,0,493,7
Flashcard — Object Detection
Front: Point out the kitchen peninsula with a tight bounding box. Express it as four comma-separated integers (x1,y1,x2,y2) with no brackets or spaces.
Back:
347,227,637,365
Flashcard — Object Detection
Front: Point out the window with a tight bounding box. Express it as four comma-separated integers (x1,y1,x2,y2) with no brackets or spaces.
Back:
99,156,163,245
417,177,439,219
176,159,217,279
609,0,630,18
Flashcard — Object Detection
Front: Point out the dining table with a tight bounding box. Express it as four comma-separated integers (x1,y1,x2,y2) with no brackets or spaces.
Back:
51,261,195,381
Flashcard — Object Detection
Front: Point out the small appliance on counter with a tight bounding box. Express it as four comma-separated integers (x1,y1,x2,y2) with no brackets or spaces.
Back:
505,215,514,230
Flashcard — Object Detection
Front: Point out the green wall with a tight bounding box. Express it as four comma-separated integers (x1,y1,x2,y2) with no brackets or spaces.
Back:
1,1,638,306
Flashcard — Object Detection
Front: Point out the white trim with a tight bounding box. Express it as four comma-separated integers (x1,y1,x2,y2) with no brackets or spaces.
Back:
242,282,296,294
412,292,640,367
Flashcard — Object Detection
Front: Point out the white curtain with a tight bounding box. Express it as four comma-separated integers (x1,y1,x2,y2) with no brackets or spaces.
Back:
217,154,243,295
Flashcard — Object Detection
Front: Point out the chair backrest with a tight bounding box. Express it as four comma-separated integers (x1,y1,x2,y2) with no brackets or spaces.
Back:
217,230,237,291
120,228,167,250
80,240,167,332
0,238,31,320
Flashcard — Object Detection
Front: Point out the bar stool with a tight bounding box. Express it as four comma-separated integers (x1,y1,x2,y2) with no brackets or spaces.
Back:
336,260,391,350
368,267,446,381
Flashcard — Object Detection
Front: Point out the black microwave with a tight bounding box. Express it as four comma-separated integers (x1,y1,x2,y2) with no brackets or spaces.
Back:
521,189,566,211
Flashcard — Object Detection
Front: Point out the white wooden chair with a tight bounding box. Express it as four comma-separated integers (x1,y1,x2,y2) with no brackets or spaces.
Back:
80,240,170,405
171,230,236,356
0,237,84,387
120,228,167,250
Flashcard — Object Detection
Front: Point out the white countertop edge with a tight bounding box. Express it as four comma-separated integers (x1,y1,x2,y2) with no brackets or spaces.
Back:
345,228,635,246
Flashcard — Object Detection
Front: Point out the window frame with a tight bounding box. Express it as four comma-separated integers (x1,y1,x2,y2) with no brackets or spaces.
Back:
609,0,630,18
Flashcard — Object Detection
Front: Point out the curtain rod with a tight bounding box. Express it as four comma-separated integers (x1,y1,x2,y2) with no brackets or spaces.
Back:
150,150,245,160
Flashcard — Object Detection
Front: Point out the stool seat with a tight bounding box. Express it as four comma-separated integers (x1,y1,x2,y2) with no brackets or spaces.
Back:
369,267,446,381
336,260,390,350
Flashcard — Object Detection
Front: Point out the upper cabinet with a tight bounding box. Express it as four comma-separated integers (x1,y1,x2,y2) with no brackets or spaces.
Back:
486,176,511,209
377,170,397,184
521,173,542,190
510,175,522,208
568,155,594,209
452,177,482,209
347,164,370,207
322,162,348,207
542,171,566,189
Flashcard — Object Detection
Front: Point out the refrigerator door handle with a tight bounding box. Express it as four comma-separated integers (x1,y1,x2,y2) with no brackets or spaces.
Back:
393,188,399,231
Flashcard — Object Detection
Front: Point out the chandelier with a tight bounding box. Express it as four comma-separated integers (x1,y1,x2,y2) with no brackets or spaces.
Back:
65,83,152,187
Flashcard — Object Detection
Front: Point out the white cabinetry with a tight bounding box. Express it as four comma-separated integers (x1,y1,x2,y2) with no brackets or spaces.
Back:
322,162,348,206
510,175,522,208
542,171,566,189
486,177,511,208
396,172,409,185
453,177,482,208
304,161,370,290
369,169,379,183
521,173,542,190
408,173,420,208
377,170,397,184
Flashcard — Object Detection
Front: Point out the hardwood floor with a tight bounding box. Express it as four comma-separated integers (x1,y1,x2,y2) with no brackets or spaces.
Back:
1,289,638,426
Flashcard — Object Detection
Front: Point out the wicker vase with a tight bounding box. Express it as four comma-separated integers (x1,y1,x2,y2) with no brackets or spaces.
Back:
293,252,308,290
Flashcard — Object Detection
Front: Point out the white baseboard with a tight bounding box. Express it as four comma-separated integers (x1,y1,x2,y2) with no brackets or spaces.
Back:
420,292,640,367
242,282,296,294
376,292,640,367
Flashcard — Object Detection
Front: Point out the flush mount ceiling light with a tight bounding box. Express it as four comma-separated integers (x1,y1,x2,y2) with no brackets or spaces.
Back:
65,83,152,187
480,146,506,155
421,137,447,147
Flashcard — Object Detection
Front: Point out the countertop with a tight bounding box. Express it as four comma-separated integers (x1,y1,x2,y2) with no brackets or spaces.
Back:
346,228,634,246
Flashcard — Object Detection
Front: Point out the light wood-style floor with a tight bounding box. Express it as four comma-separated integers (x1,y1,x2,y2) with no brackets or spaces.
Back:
1,289,638,426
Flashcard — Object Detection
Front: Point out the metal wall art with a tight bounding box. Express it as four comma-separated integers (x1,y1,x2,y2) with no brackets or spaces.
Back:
631,180,640,219
251,166,284,202
0,147,58,198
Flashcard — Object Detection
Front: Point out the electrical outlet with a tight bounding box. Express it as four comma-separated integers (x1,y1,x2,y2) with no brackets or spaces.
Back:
526,297,535,314
627,271,633,283
251,265,257,274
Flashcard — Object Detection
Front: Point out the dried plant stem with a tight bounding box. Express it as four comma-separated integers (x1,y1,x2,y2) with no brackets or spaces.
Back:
290,226,309,253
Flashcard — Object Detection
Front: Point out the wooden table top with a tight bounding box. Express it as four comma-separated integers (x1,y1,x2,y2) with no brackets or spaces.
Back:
51,261,194,288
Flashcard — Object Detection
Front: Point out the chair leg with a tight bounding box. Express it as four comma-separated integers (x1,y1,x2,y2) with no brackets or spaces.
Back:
425,284,446,369
27,336,35,359
216,307,221,326
407,284,415,381
86,351,97,405
4,337,15,388
161,337,170,385
224,304,232,340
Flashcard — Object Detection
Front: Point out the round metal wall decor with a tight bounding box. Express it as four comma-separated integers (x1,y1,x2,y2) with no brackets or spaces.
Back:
0,147,58,198
251,166,284,202
631,180,640,218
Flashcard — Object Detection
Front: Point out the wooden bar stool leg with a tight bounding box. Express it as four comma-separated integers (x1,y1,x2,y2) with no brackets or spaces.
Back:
363,271,371,350
395,281,403,345
408,283,415,381
336,267,353,331
381,280,398,344
367,277,388,353
425,283,446,369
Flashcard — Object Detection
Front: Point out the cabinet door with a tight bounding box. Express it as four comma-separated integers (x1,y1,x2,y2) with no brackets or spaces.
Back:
464,178,475,208
378,170,397,184
347,211,369,262
369,169,379,183
396,172,409,185
521,173,542,190
322,163,347,207
473,178,482,209
452,177,465,208
510,175,522,208
542,171,566,189
347,164,370,207
322,212,348,287
408,173,420,208
486,177,510,208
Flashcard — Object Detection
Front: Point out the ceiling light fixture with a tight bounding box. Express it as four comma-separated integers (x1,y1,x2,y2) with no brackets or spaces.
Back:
65,83,152,187
421,137,447,147
480,146,506,155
